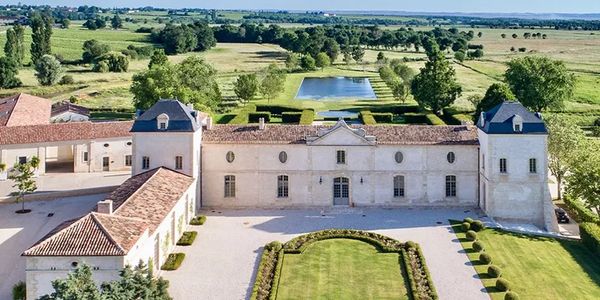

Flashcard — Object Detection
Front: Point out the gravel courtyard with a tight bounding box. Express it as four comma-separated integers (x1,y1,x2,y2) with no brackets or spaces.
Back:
163,208,490,300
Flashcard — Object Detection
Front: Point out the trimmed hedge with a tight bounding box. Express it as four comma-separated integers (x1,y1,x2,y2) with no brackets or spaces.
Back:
402,244,439,300
472,241,484,252
471,220,485,232
488,265,502,278
176,231,198,246
466,230,478,241
505,291,520,300
283,229,404,253
249,112,272,123
479,253,492,265
161,253,185,271
496,278,511,292
250,243,282,300
299,109,315,125
255,104,303,115
564,195,600,224
444,113,475,125
425,114,446,125
373,112,394,123
580,222,600,255
359,111,377,125
281,112,302,123
404,113,428,124
190,215,206,225
463,218,474,224
228,104,257,124
461,222,471,231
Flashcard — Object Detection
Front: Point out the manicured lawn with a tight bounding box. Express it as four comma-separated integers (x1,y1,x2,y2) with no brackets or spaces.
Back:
450,221,600,300
277,238,408,300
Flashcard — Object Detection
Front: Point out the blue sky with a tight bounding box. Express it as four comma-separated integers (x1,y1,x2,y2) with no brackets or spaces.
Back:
4,0,600,13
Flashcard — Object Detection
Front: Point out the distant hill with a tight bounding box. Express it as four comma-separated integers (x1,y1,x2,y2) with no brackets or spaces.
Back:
321,11,600,21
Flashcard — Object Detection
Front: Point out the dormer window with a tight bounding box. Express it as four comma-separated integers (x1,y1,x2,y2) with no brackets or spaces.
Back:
157,113,170,130
512,114,523,132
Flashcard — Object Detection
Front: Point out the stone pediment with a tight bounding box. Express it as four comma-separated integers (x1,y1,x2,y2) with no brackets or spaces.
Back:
306,119,376,146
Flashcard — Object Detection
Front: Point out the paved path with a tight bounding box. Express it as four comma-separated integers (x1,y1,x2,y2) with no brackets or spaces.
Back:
0,194,104,300
164,208,490,300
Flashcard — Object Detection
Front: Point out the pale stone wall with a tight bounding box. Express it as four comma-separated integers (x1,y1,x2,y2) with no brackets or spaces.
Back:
201,143,479,208
25,256,124,300
132,131,201,178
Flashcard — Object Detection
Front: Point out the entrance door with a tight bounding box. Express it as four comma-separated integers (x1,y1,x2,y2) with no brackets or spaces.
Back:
102,157,110,171
333,177,350,206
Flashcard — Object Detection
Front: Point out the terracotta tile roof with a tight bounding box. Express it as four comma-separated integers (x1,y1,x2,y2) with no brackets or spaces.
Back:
24,168,193,257
203,124,479,145
0,93,51,127
22,213,148,256
0,121,133,145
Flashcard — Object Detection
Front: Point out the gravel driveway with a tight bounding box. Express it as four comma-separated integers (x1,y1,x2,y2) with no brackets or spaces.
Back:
163,208,490,300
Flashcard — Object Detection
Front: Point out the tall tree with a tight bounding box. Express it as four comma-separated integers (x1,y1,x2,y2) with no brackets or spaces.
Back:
4,28,19,63
8,157,39,214
35,55,64,86
351,46,365,63
566,139,600,217
100,261,171,300
13,24,25,65
411,43,462,115
322,38,340,62
30,13,53,64
546,115,586,201
0,57,22,88
315,52,331,70
111,14,123,29
234,74,259,104
148,49,168,69
260,64,286,102
505,56,575,112
476,83,516,116
38,264,101,300
82,39,111,63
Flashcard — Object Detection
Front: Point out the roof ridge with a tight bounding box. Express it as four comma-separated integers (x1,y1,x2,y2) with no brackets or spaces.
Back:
90,213,126,254
112,168,163,215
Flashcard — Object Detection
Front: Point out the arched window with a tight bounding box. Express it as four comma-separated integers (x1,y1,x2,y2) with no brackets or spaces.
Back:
447,152,456,164
226,151,235,163
395,151,404,164
277,175,289,198
445,175,457,197
393,175,405,197
279,151,288,163
224,175,236,198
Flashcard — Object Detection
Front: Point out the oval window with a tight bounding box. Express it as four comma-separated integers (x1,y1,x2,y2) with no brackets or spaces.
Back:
394,151,404,164
126,142,132,146
226,151,235,163
447,152,456,164
103,143,109,148
279,151,288,163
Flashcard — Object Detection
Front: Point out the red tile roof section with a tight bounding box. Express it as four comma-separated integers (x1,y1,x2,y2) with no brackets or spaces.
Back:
0,93,51,127
0,121,133,145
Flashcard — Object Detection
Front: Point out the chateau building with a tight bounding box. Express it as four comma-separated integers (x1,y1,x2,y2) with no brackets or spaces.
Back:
21,99,557,299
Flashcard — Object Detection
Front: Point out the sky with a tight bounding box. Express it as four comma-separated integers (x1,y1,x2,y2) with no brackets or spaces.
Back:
4,0,600,14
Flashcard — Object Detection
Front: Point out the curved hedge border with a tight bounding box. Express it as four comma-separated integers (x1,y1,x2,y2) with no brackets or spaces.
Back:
563,195,600,224
251,229,437,300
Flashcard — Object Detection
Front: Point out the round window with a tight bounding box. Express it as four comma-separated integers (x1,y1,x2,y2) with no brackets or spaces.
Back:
103,143,109,148
71,261,79,268
447,152,456,164
279,151,288,163
394,151,404,164
226,151,235,163
126,142,132,146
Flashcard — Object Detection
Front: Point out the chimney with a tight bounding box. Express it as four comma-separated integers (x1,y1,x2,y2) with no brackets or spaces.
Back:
259,118,266,130
206,117,213,130
97,200,113,214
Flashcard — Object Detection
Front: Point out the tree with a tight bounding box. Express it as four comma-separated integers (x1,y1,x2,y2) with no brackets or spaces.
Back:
260,64,286,102
60,18,70,29
285,52,300,71
13,24,25,65
476,83,516,116
300,55,316,71
322,38,340,62
84,17,106,30
566,139,600,217
546,115,586,201
8,157,38,214
30,13,53,64
376,51,387,64
351,46,365,63
315,52,331,70
100,261,171,300
505,56,575,112
234,74,259,104
39,264,101,300
478,32,483,38
82,39,110,63
389,59,415,83
411,43,462,115
512,33,518,39
131,56,221,112
111,14,123,29
454,50,466,62
35,55,64,86
389,77,409,103
93,52,129,72
148,49,168,69
501,33,507,38
0,57,21,88
4,28,19,63
468,49,484,59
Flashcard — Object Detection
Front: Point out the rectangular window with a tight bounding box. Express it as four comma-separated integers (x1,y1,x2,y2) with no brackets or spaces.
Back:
83,152,89,162
529,158,537,174
18,156,27,164
159,122,166,130
175,156,183,170
499,158,507,173
125,155,132,167
393,176,405,198
224,175,236,198
142,156,150,170
336,150,346,164
445,175,457,197
482,154,485,170
277,175,289,198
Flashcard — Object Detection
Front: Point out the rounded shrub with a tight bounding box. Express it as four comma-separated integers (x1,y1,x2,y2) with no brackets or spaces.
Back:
472,241,484,252
466,230,478,241
504,291,520,300
265,241,282,252
471,220,485,232
461,222,471,231
496,278,511,292
487,265,502,278
479,252,492,265
463,217,474,224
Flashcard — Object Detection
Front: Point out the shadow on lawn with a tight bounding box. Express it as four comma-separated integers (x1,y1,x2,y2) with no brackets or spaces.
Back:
560,239,600,288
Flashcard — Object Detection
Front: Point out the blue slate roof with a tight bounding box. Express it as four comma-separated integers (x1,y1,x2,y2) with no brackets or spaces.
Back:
131,99,199,132
477,101,547,134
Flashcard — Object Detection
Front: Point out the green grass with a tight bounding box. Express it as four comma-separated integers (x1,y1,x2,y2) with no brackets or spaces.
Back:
277,239,408,300
450,221,600,300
